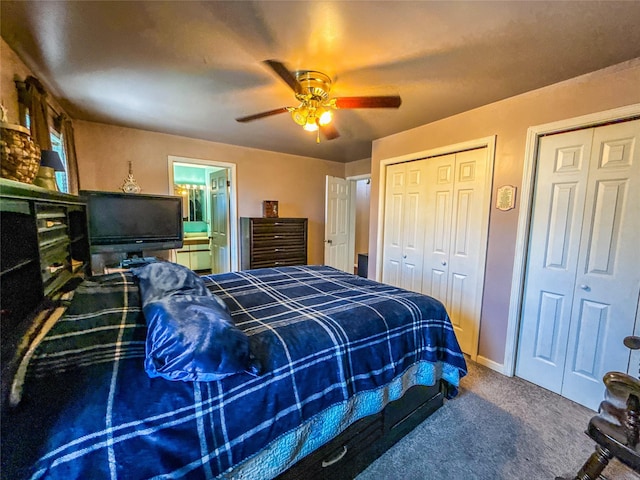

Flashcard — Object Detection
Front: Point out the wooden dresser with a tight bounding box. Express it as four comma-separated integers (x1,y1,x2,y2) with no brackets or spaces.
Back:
0,178,90,374
240,217,307,269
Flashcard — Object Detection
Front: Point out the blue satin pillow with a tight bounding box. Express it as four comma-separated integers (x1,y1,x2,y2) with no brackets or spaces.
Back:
132,261,210,305
142,295,259,382
132,262,260,382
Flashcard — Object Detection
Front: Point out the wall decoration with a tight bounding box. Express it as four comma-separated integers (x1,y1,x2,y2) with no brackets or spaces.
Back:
496,185,516,211
121,161,141,193
263,200,279,218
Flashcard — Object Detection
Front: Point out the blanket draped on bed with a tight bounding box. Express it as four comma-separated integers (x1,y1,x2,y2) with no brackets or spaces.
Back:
2,265,466,480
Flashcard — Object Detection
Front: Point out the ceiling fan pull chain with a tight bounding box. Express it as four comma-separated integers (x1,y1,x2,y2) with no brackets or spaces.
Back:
316,128,321,144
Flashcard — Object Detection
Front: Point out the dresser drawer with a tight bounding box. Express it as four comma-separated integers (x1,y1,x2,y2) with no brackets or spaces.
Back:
252,244,305,257
278,414,384,480
250,256,307,269
252,222,305,235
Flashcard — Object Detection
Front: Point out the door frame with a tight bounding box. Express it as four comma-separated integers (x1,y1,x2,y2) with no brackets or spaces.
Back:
167,155,239,272
375,135,496,361
504,103,640,376
346,174,371,273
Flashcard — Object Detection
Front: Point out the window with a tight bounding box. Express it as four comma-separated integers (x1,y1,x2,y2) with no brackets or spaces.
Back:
50,130,68,193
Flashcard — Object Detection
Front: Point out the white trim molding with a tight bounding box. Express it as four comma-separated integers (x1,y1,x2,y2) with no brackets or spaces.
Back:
475,355,508,375
503,103,640,376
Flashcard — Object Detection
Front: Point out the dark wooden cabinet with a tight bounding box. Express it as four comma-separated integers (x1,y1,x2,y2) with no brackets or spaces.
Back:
0,179,90,337
240,217,307,269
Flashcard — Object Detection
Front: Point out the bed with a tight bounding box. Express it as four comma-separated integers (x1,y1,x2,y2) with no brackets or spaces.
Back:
1,263,467,480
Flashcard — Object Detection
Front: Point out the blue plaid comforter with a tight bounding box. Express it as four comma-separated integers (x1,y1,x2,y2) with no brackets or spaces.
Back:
1,266,466,480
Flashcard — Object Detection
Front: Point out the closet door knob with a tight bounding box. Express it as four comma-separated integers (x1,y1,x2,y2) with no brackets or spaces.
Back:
441,260,447,266
580,284,589,290
403,255,407,259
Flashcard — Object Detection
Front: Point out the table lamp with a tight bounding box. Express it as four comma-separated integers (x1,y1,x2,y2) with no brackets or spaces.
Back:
33,150,65,191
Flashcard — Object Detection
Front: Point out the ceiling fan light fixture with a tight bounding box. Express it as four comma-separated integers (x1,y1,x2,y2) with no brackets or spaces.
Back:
303,116,319,132
291,105,308,126
318,109,332,126
236,60,402,143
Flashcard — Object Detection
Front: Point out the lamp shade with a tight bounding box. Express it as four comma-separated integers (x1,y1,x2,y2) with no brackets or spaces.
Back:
40,150,65,171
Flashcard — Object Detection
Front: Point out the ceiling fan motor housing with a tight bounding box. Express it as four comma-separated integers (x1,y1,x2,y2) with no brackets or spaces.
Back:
295,70,332,101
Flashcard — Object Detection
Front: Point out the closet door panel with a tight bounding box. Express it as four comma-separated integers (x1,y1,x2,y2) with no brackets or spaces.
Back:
402,163,427,292
382,144,492,358
421,154,454,302
516,129,593,393
382,161,427,292
448,272,467,332
401,191,423,292
382,164,405,286
429,269,448,301
562,119,640,409
452,189,473,257
447,148,489,355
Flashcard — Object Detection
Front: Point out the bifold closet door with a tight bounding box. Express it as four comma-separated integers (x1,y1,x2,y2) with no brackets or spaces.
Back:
421,148,489,355
381,161,427,292
516,119,640,410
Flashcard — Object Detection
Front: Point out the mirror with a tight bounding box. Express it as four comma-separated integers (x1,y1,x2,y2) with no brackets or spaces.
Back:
175,184,205,222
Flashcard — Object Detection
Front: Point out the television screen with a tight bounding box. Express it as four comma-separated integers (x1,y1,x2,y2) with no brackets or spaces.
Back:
81,190,183,255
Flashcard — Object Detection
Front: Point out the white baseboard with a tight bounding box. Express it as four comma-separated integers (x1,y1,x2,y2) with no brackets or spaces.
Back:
474,355,509,376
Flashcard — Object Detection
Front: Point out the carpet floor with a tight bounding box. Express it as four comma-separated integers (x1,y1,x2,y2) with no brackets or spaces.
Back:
356,360,638,480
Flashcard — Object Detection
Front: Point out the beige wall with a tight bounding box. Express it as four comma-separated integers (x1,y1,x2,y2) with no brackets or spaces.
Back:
74,120,345,265
1,38,30,124
1,37,66,124
369,58,640,367
345,157,371,178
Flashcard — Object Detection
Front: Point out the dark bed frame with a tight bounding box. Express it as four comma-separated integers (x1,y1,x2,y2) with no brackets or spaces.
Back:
278,381,448,479
0,180,450,479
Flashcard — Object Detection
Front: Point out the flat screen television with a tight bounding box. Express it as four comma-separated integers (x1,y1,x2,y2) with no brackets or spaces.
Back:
81,190,183,257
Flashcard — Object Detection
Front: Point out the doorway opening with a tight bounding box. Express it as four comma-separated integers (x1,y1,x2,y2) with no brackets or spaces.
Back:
324,174,371,276
167,156,239,273
351,175,371,276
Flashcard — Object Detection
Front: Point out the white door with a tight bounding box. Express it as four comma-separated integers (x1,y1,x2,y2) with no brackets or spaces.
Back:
516,119,640,410
324,175,351,272
381,161,427,292
421,148,490,355
209,169,230,274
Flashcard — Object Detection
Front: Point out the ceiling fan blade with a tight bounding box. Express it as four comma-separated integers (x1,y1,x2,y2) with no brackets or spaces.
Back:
235,107,289,123
334,96,402,109
264,59,301,94
321,123,340,141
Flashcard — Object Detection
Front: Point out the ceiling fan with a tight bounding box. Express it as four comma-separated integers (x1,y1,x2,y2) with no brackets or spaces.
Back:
235,60,402,142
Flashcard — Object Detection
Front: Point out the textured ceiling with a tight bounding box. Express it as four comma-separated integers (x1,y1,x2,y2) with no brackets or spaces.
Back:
2,1,640,163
